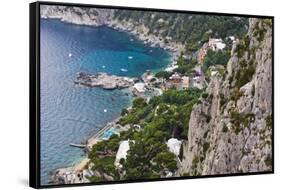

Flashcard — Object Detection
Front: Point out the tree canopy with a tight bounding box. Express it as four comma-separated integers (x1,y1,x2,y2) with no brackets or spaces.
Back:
202,49,230,73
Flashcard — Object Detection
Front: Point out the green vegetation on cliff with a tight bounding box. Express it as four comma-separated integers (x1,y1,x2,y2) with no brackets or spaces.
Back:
88,88,202,181
202,49,230,73
114,10,248,47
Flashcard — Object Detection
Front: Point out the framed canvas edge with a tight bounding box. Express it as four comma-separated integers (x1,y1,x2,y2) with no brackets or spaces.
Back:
30,1,41,189
29,1,275,189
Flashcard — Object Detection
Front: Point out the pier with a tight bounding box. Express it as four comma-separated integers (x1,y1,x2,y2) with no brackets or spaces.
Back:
69,143,87,149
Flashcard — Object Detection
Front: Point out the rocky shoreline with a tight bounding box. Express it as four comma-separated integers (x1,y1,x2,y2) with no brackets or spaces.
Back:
107,19,184,53
40,5,114,26
74,72,136,90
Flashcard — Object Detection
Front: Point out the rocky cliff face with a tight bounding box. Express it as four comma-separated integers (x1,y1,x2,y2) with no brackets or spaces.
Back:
180,18,272,175
40,5,114,26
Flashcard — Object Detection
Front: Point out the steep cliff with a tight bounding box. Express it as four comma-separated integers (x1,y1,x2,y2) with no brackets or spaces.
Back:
180,18,272,175
40,5,247,51
40,5,114,26
40,5,183,52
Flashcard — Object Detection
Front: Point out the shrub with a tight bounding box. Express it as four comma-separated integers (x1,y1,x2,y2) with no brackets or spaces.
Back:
235,64,256,88
242,113,255,128
203,142,210,153
230,110,240,121
265,115,272,129
253,20,267,42
202,49,230,74
132,97,147,109
155,71,172,79
202,93,208,99
264,155,272,167
182,172,190,176
121,108,129,116
230,88,242,102
264,19,272,27
222,124,228,133
220,96,226,107
191,156,200,170
234,125,241,135
236,43,246,58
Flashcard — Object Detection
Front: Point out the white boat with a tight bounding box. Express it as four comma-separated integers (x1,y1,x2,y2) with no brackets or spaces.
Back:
68,53,72,57
102,65,106,68
120,68,128,72
128,56,133,59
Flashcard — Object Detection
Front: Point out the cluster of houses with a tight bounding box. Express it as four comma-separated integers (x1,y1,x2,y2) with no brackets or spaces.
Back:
131,70,205,96
160,72,205,90
131,37,238,95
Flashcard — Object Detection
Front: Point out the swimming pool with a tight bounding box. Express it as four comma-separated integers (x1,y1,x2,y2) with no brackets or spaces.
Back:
100,127,117,140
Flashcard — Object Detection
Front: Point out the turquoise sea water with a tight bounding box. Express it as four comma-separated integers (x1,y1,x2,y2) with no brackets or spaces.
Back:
40,19,171,185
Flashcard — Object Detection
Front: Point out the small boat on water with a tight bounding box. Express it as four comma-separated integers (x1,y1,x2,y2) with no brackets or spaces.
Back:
102,65,106,68
128,56,133,59
68,53,72,57
120,68,128,72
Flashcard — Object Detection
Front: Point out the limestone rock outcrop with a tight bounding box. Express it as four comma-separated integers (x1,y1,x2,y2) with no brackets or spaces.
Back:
40,5,114,26
180,18,272,175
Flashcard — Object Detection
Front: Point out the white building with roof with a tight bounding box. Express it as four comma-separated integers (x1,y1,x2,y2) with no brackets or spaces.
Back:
208,38,226,51
114,140,134,168
133,82,146,93
166,138,182,156
182,76,190,89
192,76,205,89
169,72,181,82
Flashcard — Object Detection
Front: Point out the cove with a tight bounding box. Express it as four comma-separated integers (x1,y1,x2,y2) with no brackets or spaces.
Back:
40,19,171,184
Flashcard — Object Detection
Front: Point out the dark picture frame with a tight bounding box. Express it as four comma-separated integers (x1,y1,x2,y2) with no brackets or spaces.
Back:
30,1,274,188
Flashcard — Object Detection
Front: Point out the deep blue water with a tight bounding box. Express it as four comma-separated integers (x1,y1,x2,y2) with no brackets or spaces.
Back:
40,19,171,185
